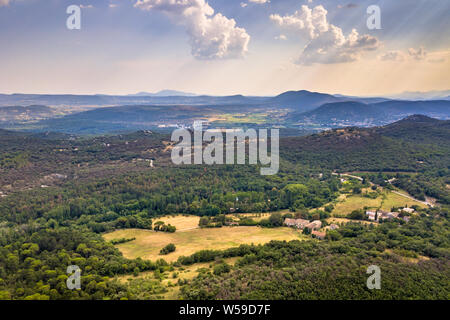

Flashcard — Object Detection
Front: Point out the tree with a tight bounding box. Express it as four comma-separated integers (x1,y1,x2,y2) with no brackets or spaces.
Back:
213,263,231,275
160,243,176,255
353,187,362,194
349,209,364,220
269,213,283,227
199,216,210,227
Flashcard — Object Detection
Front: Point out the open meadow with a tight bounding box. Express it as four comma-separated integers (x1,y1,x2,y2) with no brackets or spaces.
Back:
331,190,427,216
103,215,304,262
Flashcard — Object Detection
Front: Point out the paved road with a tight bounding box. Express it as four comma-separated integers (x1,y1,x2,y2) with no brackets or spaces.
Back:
341,173,364,181
332,172,364,181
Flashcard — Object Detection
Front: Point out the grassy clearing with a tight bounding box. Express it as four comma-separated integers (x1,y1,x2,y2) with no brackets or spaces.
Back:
117,257,239,283
229,211,290,222
380,192,427,211
331,189,426,216
116,257,240,299
332,195,382,215
103,225,303,262
212,113,268,124
327,217,377,226
153,215,200,231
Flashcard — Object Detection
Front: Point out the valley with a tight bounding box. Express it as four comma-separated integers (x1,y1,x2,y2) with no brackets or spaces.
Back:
2,0,449,306
0,91,449,134
0,107,448,301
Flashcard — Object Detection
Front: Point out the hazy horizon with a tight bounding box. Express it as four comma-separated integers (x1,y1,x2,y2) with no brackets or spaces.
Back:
1,88,450,100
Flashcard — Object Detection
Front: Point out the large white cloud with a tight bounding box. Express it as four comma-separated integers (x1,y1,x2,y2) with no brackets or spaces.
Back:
270,5,380,65
134,0,250,60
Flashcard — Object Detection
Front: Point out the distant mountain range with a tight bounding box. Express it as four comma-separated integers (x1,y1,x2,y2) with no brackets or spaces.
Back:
387,90,450,100
128,90,197,97
0,93,262,107
1,89,450,134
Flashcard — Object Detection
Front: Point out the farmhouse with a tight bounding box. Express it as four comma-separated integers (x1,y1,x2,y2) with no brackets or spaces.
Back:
305,220,322,230
329,224,339,230
284,218,310,229
366,210,377,221
401,207,415,214
377,210,399,220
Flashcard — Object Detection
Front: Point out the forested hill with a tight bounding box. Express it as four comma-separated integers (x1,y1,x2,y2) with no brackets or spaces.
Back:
376,114,450,144
280,115,450,172
290,100,450,126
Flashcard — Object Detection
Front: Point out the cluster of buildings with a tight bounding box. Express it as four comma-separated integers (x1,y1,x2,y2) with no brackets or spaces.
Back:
284,218,337,240
365,207,414,223
284,218,322,230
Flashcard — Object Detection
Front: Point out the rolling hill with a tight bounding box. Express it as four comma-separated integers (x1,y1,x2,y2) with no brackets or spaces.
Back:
290,100,450,127
268,90,343,112
281,115,450,172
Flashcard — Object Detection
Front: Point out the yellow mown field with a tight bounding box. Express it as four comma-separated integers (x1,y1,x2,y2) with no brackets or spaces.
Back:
103,221,303,262
153,215,200,231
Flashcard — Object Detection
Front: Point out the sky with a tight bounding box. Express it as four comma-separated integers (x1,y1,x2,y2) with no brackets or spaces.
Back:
0,0,449,96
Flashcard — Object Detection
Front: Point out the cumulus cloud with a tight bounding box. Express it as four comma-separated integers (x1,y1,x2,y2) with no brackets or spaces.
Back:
379,47,446,64
379,50,406,62
134,0,250,60
270,5,380,65
275,34,287,40
248,0,270,3
408,46,427,60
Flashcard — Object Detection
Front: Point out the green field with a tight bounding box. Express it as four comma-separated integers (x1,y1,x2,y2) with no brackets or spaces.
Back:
212,113,269,124
332,190,426,216
332,194,382,215
380,191,427,211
